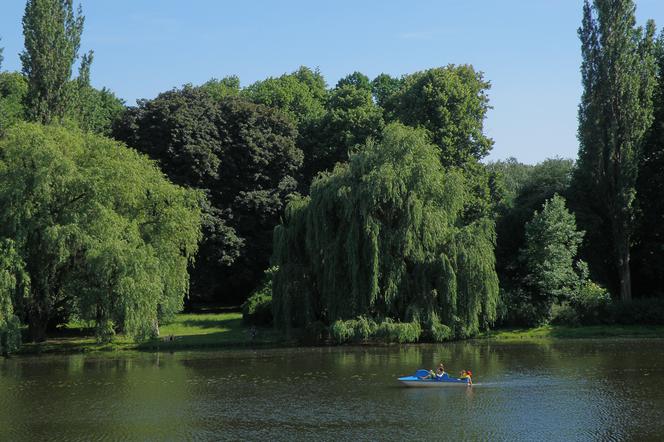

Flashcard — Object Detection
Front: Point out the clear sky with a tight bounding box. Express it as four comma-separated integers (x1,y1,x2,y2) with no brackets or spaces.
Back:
1,0,664,163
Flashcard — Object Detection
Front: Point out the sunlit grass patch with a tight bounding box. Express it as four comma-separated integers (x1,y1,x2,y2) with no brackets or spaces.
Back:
482,324,664,340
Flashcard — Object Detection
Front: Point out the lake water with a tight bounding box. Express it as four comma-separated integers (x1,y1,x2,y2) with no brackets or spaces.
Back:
1,339,664,441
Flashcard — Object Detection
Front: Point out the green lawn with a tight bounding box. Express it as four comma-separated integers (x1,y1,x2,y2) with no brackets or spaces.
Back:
481,324,664,341
140,312,282,350
15,316,664,355
17,312,282,355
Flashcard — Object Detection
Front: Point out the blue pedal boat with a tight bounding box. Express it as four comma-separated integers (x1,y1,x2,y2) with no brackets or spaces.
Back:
398,369,472,387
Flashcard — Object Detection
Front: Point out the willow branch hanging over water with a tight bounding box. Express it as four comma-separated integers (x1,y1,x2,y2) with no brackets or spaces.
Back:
272,123,499,339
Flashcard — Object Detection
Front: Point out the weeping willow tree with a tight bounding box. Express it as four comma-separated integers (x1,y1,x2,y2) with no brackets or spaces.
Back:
272,124,498,339
0,240,28,355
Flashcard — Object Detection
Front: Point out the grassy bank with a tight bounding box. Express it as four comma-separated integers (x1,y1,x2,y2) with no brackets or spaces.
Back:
17,312,283,355
482,324,664,340
13,316,664,355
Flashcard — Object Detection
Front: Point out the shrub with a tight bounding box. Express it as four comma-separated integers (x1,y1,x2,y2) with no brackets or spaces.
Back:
242,292,272,326
242,267,275,326
430,322,453,342
330,317,421,343
375,319,421,343
498,288,551,327
569,282,610,324
330,316,378,343
550,303,580,325
330,320,353,343
95,320,116,344
0,315,21,355
606,298,664,325
423,312,453,342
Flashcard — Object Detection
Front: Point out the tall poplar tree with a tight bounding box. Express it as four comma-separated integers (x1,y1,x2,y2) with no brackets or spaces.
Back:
575,0,656,301
21,0,84,124
634,31,664,296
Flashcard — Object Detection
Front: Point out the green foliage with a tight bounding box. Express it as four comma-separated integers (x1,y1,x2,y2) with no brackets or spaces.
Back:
371,73,402,108
272,123,499,338
574,0,657,301
493,158,574,305
424,312,453,342
198,76,241,100
518,195,585,325
336,72,371,91
329,316,421,344
385,65,493,167
242,66,327,126
0,240,27,354
0,72,28,134
522,195,585,299
486,157,534,209
375,318,422,343
67,51,125,135
499,288,545,327
330,317,377,343
0,123,202,342
114,87,302,304
242,292,272,326
21,0,85,124
569,281,611,323
634,31,664,298
242,267,275,326
303,77,384,183
605,298,664,325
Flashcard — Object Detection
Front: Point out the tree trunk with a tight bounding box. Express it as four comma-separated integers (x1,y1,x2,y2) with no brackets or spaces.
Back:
618,249,632,302
28,287,49,343
616,227,632,302
28,314,47,343
1,332,8,357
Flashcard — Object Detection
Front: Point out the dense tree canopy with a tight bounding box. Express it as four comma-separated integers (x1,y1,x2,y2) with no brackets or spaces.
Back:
272,124,499,338
371,73,402,109
574,0,657,301
493,158,574,280
242,66,327,126
198,75,241,100
115,87,302,304
302,73,384,183
0,72,28,133
3,0,664,352
385,65,493,167
634,31,664,297
0,123,202,342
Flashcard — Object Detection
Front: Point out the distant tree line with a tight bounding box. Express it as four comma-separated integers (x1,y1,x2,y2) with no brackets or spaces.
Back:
2,0,664,352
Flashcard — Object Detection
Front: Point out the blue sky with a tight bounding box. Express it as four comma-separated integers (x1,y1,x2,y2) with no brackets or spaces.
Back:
1,0,664,163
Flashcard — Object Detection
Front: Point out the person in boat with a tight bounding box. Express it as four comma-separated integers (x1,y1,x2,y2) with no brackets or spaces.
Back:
459,369,473,384
419,362,447,380
434,363,448,380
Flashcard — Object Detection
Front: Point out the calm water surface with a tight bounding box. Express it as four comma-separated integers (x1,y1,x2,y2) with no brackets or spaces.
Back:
2,339,664,441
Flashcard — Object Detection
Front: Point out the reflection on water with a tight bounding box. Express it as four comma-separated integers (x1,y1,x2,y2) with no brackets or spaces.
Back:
1,339,664,441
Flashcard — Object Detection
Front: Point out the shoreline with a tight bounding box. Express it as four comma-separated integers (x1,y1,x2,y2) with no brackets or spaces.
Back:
8,315,664,357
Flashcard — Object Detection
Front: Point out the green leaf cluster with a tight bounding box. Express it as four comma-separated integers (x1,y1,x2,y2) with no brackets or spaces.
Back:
574,0,657,301
21,0,85,124
0,123,202,343
114,88,302,304
271,124,499,338
519,195,585,324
